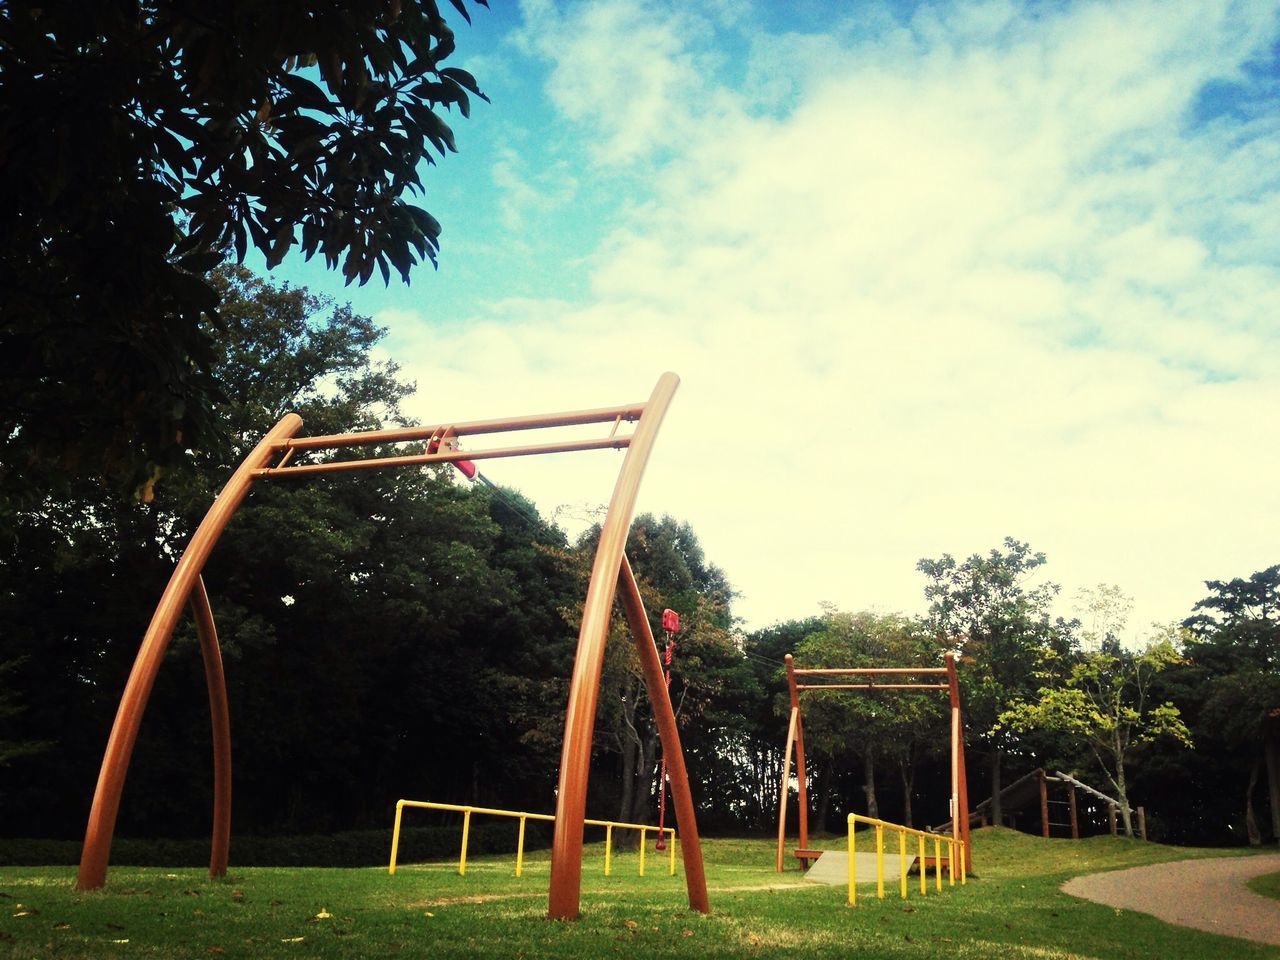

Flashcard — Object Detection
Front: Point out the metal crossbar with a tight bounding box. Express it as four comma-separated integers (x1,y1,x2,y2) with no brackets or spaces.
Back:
796,683,949,691
255,404,645,479
794,667,948,676
388,799,676,878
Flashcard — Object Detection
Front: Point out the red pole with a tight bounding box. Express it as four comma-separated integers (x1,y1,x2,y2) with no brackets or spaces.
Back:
655,609,678,851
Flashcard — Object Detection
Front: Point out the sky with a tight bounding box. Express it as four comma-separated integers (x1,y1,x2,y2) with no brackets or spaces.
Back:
273,0,1280,638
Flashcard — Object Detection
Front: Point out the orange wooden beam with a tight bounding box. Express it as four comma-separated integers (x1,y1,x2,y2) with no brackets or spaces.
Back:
616,556,708,913
77,414,304,890
547,373,679,920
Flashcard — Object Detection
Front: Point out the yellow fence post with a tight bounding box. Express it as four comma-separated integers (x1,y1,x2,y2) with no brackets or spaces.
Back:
389,800,405,875
459,809,473,876
605,824,613,876
918,833,926,895
875,823,885,899
933,835,942,891
639,827,647,877
847,814,856,906
516,816,527,877
960,843,967,885
668,830,676,876
898,828,907,899
948,837,955,887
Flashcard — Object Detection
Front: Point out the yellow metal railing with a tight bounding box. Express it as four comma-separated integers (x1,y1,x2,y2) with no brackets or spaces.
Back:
845,813,966,906
389,800,677,878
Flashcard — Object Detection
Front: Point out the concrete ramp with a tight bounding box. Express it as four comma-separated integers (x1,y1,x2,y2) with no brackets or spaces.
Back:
803,850,918,885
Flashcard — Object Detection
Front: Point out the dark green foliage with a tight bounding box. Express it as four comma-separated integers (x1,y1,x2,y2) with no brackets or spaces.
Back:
917,537,1078,823
1136,565,1280,844
0,0,486,500
0,266,579,841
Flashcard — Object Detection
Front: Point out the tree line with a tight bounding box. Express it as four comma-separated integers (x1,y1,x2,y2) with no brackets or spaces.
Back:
0,269,1275,849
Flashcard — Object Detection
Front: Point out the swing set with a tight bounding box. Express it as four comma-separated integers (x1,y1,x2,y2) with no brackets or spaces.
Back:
75,372,707,921
775,651,972,875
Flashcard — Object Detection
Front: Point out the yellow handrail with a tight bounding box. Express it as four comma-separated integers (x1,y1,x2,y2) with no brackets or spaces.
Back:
389,799,676,878
846,813,966,906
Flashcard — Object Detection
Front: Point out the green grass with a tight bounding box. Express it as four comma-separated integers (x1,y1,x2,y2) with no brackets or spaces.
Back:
1,828,1274,959
1247,869,1280,902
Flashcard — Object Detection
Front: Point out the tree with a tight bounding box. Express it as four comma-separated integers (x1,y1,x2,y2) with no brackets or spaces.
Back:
571,514,740,837
0,0,486,501
0,265,586,838
917,537,1075,826
999,630,1192,837
735,618,823,831
1178,565,1280,845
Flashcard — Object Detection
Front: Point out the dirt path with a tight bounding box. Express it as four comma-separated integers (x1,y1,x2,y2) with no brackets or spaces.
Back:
1062,853,1280,947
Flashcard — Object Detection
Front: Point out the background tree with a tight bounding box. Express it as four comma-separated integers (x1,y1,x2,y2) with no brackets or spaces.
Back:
576,515,740,836
0,265,583,837
735,618,822,831
1172,566,1280,845
917,537,1076,826
999,628,1192,836
0,0,486,502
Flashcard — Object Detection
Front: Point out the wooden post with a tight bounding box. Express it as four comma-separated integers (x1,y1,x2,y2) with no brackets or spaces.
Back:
1137,806,1146,842
1039,770,1049,838
1108,802,1117,836
1068,785,1079,839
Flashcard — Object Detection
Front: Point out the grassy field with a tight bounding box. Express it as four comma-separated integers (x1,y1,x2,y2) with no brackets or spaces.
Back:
1249,869,1280,902
1,828,1274,959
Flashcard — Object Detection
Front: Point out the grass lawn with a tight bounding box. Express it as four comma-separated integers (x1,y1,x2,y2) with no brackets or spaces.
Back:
1248,869,1280,902
1,828,1274,959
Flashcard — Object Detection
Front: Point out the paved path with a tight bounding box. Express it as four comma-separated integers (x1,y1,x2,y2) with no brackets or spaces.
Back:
1062,853,1280,947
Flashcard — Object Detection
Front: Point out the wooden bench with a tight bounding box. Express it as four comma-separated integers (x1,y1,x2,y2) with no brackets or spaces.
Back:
794,848,824,869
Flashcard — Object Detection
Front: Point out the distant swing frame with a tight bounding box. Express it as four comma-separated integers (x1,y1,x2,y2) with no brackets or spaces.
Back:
775,652,972,873
75,371,707,921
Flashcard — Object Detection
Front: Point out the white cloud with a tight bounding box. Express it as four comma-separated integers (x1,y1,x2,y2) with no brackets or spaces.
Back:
385,0,1280,635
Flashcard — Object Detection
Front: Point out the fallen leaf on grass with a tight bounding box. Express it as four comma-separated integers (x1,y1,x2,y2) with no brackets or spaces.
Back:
54,921,70,929
423,912,434,917
681,928,693,937
110,938,129,944
308,908,332,922
623,919,637,929
281,936,305,943
208,948,224,954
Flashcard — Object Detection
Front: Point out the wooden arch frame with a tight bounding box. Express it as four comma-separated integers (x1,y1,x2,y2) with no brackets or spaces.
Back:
774,651,971,872
76,372,708,920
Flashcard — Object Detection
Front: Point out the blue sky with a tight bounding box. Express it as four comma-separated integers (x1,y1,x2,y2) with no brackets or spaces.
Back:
272,0,1280,636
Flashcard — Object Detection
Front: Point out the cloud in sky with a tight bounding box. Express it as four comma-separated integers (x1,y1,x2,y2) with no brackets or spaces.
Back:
371,0,1280,635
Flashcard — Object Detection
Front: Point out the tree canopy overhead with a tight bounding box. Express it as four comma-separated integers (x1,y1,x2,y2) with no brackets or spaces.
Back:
0,0,486,501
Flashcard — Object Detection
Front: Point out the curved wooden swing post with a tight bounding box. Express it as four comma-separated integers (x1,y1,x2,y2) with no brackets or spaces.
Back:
190,576,232,878
547,372,688,919
77,414,303,890
615,554,708,914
